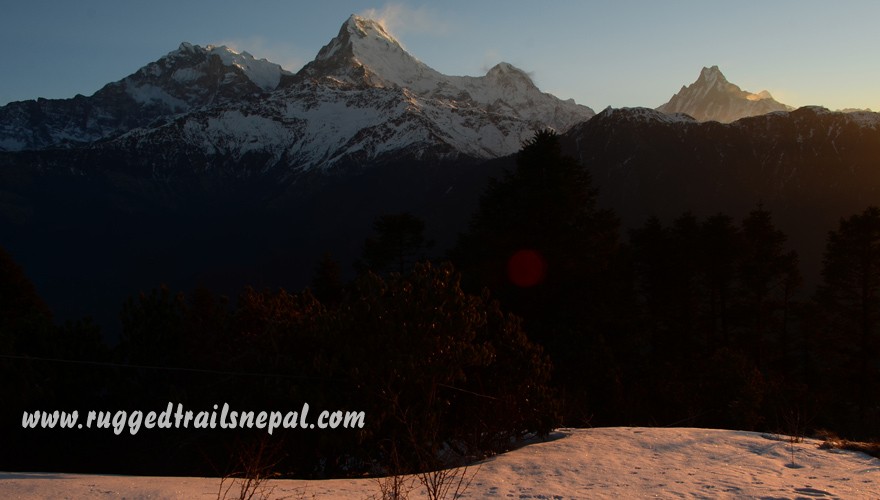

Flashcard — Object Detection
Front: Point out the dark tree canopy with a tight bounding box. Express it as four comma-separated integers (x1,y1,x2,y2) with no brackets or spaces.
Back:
626,207,802,430
449,130,624,425
310,252,344,304
322,262,556,470
357,212,433,275
0,245,53,355
451,130,619,315
814,206,880,433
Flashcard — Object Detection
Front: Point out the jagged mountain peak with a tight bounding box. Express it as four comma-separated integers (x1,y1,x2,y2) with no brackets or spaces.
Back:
343,14,401,47
693,65,735,94
149,42,290,91
298,14,435,89
657,65,789,123
116,41,286,113
698,65,725,82
485,62,536,87
487,62,524,75
177,41,197,53
0,40,287,151
690,66,740,98
292,15,592,131
312,14,405,64
300,16,544,98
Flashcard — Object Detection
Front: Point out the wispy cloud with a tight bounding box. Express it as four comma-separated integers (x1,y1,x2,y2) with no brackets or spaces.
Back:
359,3,449,41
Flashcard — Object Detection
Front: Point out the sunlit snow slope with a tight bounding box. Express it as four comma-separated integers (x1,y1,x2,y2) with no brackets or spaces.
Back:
2,427,877,499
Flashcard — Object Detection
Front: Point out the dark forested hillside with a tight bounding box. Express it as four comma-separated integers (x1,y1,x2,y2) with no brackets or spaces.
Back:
561,106,880,286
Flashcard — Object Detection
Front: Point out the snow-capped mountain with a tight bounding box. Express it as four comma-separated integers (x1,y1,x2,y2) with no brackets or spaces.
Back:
0,14,593,171
109,82,544,174
0,44,290,152
296,15,593,132
657,65,790,123
108,15,594,172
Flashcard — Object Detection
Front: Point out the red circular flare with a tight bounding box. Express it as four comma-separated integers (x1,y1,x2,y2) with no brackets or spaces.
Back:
507,249,547,288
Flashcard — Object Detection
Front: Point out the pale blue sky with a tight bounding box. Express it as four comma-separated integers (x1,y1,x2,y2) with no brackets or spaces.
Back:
1,1,878,111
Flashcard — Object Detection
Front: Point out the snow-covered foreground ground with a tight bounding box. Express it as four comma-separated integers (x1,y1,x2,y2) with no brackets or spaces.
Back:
2,427,878,499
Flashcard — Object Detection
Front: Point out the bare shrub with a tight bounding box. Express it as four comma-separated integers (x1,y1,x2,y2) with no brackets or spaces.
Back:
218,438,284,500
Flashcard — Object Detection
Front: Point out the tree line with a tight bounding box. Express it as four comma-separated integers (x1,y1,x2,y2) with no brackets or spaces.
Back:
1,130,879,476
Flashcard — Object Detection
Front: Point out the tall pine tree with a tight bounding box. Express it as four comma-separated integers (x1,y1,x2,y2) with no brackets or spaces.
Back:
451,130,623,425
357,212,433,275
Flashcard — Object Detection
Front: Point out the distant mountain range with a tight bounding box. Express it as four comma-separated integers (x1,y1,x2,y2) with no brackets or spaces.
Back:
4,15,864,164
2,14,880,332
0,15,593,169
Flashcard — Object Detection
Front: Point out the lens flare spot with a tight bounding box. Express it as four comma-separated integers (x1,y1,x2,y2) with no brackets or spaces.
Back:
507,249,546,288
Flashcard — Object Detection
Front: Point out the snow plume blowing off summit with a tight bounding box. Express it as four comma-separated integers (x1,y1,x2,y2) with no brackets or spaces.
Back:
358,4,450,41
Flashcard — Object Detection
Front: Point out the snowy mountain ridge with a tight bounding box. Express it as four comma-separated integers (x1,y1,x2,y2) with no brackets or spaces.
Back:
111,82,540,173
0,14,593,170
167,42,292,91
4,17,876,170
94,14,597,171
296,15,594,132
298,14,436,89
0,41,285,151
